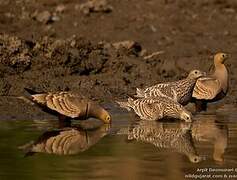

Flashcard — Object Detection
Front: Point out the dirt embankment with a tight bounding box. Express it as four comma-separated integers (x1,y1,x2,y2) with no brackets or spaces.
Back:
0,34,188,100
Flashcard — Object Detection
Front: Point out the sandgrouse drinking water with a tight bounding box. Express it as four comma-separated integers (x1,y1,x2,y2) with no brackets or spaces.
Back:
192,53,229,112
117,89,192,122
135,70,206,106
24,88,111,124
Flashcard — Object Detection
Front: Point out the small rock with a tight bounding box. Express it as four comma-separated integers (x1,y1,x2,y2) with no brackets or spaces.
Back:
139,49,148,57
79,0,113,15
73,22,78,27
4,12,14,18
55,4,66,13
112,40,142,52
70,40,77,47
32,10,52,24
149,25,157,32
51,14,60,22
223,31,230,36
223,8,235,14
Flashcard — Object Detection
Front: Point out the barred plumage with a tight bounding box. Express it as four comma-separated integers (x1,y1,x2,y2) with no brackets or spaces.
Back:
135,70,206,105
24,88,111,123
117,90,192,122
19,124,110,156
119,121,202,163
192,53,229,112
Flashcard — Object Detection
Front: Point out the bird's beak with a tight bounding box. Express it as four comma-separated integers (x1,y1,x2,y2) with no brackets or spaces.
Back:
224,54,229,61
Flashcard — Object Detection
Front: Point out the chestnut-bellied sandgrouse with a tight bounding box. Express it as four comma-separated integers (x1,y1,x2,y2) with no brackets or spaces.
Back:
192,53,229,112
24,88,111,124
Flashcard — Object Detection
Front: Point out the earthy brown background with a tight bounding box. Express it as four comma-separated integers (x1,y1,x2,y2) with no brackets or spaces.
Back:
0,0,236,120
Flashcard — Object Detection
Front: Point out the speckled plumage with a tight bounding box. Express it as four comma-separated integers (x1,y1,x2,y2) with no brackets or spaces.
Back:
117,90,192,122
135,70,205,105
118,121,202,163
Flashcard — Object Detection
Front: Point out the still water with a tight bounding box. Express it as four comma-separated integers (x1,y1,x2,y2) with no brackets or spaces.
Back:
0,106,237,180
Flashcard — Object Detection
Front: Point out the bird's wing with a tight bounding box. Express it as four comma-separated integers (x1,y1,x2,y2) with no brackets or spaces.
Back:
135,83,170,98
135,88,146,98
32,92,84,118
147,82,170,91
144,102,163,120
192,77,221,100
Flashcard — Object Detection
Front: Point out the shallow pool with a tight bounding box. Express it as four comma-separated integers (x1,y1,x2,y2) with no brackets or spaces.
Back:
0,106,237,180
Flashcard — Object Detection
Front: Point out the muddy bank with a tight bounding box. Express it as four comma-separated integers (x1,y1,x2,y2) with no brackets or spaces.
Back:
0,34,188,99
0,0,237,120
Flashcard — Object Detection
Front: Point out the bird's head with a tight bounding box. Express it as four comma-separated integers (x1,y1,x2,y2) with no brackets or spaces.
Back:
180,109,192,122
89,102,112,124
100,110,112,124
187,69,206,79
214,52,229,64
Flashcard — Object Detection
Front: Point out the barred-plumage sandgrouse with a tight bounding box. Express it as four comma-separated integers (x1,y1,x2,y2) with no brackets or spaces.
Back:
118,121,202,163
192,53,229,112
135,70,206,106
19,124,110,156
24,88,111,124
117,90,192,122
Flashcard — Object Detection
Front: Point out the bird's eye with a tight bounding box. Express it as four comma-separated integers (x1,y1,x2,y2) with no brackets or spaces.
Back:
194,158,197,162
222,54,225,58
195,71,197,74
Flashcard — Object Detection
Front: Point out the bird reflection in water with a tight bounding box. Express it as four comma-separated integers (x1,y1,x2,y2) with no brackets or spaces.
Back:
191,115,228,163
118,117,228,164
118,120,203,163
19,122,111,156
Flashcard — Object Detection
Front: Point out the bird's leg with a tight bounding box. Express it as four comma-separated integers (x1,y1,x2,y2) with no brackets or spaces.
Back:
195,100,207,112
58,114,71,128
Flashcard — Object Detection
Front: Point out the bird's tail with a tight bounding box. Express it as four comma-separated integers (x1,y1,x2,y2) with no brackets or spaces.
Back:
0,95,35,105
24,88,39,95
116,101,131,111
24,88,48,105
18,141,36,157
116,127,129,135
116,97,135,111
134,88,145,98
